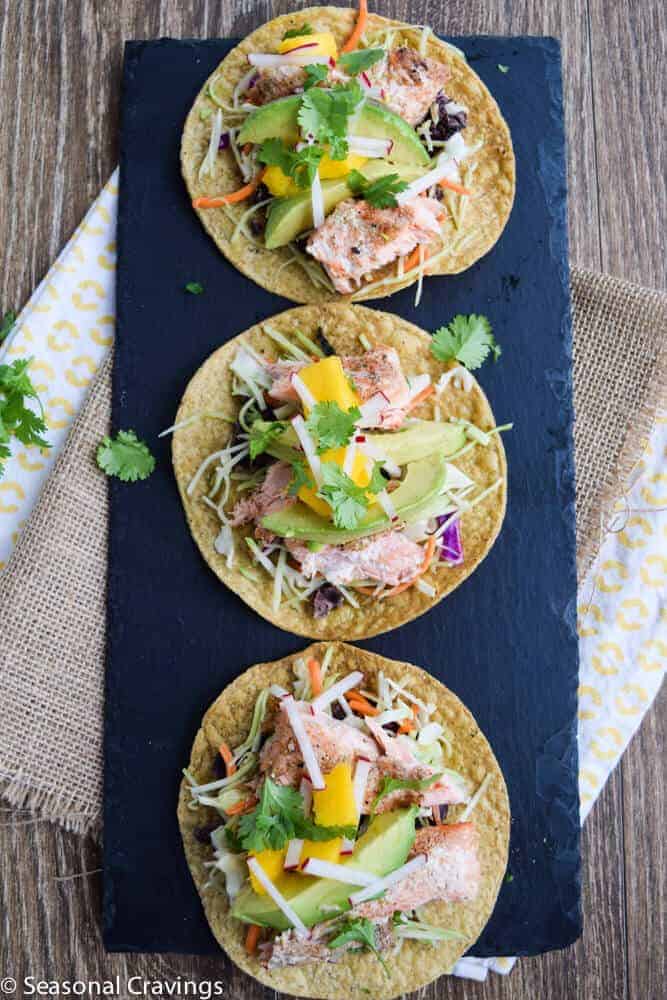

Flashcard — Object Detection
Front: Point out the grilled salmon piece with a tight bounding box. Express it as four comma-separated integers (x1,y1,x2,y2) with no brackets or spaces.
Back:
306,197,442,295
351,822,481,920
229,461,295,526
262,917,395,969
245,66,308,105
285,530,423,587
370,46,449,125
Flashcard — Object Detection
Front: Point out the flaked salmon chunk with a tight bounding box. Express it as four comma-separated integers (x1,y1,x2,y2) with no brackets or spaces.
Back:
245,66,308,105
285,530,423,587
229,461,295,526
350,822,481,921
369,46,450,125
306,197,443,295
262,917,395,969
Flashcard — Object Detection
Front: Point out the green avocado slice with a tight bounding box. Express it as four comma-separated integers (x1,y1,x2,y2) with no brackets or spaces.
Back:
231,808,417,930
238,95,430,166
261,453,449,544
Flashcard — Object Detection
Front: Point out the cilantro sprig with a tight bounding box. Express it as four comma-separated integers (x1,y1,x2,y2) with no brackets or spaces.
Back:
0,310,16,344
248,420,287,461
337,47,385,76
96,429,155,483
0,358,50,478
347,170,409,209
431,314,501,371
238,778,356,853
185,281,204,295
288,457,311,496
258,138,325,189
328,918,390,976
317,460,385,529
305,401,361,454
304,63,328,90
282,23,313,41
297,80,364,160
371,773,442,815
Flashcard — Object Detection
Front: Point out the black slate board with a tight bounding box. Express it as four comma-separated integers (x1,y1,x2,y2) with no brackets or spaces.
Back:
105,36,581,958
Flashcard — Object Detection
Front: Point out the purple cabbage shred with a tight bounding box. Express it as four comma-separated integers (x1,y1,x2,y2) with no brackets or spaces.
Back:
218,132,230,151
437,516,464,565
312,583,344,618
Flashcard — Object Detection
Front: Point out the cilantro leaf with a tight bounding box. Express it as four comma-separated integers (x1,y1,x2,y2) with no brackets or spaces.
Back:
367,462,388,495
297,80,363,160
337,47,385,76
497,64,510,73
346,170,409,208
430,314,500,370
257,138,325,188
288,458,311,496
328,918,389,976
304,63,328,90
305,401,361,454
185,281,204,295
0,310,16,343
317,461,370,529
96,429,155,483
237,778,356,853
248,420,287,461
371,772,442,815
282,23,313,40
0,358,50,478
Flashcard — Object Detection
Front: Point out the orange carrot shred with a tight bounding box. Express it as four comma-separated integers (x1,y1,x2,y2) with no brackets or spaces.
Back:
406,383,435,412
403,245,429,274
226,796,257,816
193,169,266,208
245,924,261,954
341,0,368,53
307,657,323,697
384,535,437,597
438,177,472,196
346,691,379,716
219,741,236,776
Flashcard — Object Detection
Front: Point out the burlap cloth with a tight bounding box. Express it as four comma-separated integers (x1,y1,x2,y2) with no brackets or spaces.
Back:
0,266,665,837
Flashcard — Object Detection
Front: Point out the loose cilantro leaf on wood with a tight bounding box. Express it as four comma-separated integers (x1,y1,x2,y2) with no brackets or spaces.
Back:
347,170,409,208
431,314,501,370
317,461,370,529
248,420,287,461
185,281,204,295
238,778,356,852
0,358,50,478
371,772,442,815
337,47,385,75
328,918,389,976
258,137,325,188
304,63,328,90
282,23,313,40
0,310,16,343
305,401,361,453
96,429,155,483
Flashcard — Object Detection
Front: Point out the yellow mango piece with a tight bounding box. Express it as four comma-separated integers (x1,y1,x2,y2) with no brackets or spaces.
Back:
263,164,299,198
318,152,368,180
299,357,360,412
248,847,287,895
313,762,358,827
298,484,332,517
278,32,338,60
297,448,372,518
298,837,342,871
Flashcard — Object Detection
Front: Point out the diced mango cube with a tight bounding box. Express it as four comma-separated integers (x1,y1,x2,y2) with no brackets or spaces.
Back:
298,357,360,412
278,32,338,61
313,762,358,827
298,483,332,517
248,848,287,895
318,152,368,179
263,165,299,198
298,837,342,872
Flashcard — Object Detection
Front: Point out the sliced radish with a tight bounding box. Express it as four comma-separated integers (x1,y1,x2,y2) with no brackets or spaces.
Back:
310,671,364,712
291,414,323,486
342,442,357,476
311,168,325,229
352,758,372,816
233,68,259,105
376,490,398,523
284,838,304,871
291,375,318,411
346,135,393,158
283,696,325,789
356,391,390,427
248,52,330,68
300,858,376,885
407,373,432,400
281,42,319,52
357,436,401,478
247,858,309,935
299,776,313,817
415,578,436,597
348,854,428,905
268,683,289,699
395,161,466,206
336,696,353,718
340,837,356,855
358,73,384,100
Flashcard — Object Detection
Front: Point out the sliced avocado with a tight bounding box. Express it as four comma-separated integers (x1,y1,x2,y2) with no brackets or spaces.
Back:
231,808,417,930
261,453,449,543
367,420,466,465
264,160,426,250
238,96,430,167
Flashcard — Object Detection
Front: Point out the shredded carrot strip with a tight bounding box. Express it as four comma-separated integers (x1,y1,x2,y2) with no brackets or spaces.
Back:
385,535,437,597
193,169,266,208
307,657,323,697
226,796,257,816
399,705,419,734
341,0,368,53
406,384,435,412
438,177,472,196
403,245,429,274
219,741,236,776
245,924,261,954
346,691,379,716
355,585,377,596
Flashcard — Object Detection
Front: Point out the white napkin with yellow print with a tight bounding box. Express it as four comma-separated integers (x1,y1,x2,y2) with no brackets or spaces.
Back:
0,171,664,979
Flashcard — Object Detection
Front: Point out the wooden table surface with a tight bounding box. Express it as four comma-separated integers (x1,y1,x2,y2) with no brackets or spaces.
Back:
1,2,665,998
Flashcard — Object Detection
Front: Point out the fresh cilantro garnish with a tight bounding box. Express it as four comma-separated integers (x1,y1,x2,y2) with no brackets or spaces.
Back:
371,772,443,815
288,457,311,496
305,401,361,454
0,358,50,478
248,420,287,461
367,462,388,495
497,64,510,73
96,430,156,483
304,63,329,90
347,170,409,208
224,825,244,852
337,47,385,76
257,137,325,189
328,918,389,976
431,314,501,370
238,778,356,852
317,461,370,529
297,81,363,161
0,310,16,343
185,281,204,295
282,23,313,40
